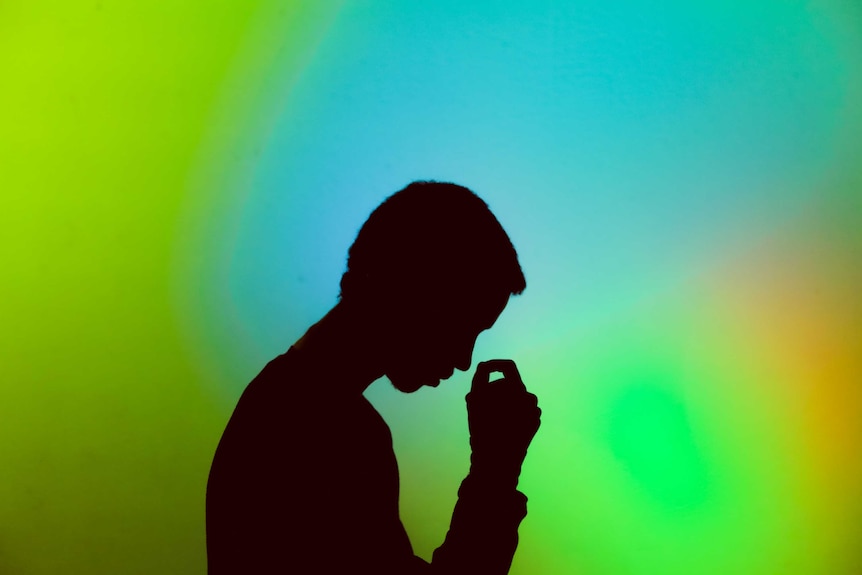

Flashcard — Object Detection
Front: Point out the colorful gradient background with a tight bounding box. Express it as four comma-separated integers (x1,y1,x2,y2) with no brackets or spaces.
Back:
3,1,861,573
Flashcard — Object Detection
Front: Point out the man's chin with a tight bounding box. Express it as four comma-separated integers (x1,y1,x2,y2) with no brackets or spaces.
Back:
388,373,437,393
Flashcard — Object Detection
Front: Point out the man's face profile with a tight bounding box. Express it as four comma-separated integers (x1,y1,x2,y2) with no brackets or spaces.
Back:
383,285,510,393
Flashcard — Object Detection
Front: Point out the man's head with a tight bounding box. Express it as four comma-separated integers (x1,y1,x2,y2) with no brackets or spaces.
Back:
340,181,526,392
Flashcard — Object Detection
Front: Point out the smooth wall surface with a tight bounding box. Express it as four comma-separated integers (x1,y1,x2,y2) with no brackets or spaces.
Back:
2,2,861,573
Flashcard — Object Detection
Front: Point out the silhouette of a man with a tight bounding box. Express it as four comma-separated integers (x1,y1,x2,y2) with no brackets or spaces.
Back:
206,181,541,574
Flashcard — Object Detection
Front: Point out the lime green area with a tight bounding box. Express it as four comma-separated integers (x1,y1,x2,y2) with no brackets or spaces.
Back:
0,3,336,573
605,380,710,511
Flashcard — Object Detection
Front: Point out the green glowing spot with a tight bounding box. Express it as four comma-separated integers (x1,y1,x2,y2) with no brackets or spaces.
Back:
607,382,710,512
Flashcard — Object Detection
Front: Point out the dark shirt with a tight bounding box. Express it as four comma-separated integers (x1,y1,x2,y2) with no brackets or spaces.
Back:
206,347,528,574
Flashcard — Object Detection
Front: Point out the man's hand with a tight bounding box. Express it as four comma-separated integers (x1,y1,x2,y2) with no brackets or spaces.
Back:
466,360,541,488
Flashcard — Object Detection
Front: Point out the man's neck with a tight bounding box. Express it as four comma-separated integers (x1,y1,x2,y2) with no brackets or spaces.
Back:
293,301,386,395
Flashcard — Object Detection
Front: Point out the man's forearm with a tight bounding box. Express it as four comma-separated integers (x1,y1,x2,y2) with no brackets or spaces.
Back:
429,473,528,575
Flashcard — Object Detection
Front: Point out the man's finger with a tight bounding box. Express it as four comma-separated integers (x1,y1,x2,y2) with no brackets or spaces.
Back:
471,359,525,393
471,361,493,393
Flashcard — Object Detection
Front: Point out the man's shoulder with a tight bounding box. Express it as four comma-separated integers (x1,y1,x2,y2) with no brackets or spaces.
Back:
233,347,372,430
242,347,311,402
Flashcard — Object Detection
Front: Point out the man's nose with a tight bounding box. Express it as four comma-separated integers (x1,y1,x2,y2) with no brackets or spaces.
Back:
454,357,471,372
453,340,475,372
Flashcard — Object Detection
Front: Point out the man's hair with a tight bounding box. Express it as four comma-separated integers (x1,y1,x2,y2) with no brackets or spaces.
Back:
339,181,525,304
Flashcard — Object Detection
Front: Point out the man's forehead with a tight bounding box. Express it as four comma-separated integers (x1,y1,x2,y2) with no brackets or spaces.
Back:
445,284,509,318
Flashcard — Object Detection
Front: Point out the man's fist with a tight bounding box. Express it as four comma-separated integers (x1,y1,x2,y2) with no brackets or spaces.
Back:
466,360,541,488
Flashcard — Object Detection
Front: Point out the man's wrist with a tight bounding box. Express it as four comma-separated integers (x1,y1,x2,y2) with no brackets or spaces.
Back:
469,454,523,492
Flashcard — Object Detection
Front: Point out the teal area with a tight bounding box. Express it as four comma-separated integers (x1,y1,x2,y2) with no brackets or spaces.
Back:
224,0,852,370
